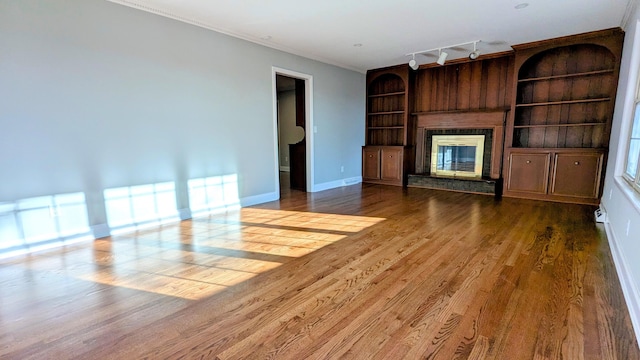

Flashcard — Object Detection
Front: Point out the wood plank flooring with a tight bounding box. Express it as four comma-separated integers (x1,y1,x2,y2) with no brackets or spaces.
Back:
0,184,638,359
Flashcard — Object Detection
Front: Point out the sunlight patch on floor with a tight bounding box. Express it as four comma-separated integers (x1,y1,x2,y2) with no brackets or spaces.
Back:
22,209,386,300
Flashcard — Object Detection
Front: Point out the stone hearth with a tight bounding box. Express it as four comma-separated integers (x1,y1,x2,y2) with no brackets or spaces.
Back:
410,110,507,197
408,174,502,196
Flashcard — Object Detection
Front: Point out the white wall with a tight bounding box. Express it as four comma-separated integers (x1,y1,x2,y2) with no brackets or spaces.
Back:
0,0,365,240
601,5,640,338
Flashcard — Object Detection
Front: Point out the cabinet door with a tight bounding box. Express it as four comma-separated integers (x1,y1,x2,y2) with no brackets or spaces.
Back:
507,152,550,194
363,147,381,180
551,153,603,198
381,148,403,181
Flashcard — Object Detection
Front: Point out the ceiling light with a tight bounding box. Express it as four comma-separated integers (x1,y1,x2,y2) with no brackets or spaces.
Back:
469,41,480,60
409,54,419,70
436,50,448,66
515,3,529,9
406,40,481,67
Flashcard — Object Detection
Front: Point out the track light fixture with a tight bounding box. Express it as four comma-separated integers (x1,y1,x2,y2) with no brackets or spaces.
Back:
406,40,481,69
436,50,448,65
469,41,480,60
409,54,419,70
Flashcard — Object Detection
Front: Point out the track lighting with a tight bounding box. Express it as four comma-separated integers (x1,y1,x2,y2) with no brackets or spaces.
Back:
469,41,480,60
409,54,419,70
436,50,448,65
406,40,481,68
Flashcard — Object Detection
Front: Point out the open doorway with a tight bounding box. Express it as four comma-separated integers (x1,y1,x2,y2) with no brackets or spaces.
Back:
273,68,313,197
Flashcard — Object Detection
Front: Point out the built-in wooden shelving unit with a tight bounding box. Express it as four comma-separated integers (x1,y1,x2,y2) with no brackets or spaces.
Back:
363,65,414,186
503,28,624,204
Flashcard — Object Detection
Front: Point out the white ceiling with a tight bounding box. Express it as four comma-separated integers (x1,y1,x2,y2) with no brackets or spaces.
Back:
108,0,636,73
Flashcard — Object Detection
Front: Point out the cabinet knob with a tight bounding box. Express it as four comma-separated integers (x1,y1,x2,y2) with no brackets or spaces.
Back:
574,161,580,165
526,160,531,164
389,155,393,158
369,155,373,158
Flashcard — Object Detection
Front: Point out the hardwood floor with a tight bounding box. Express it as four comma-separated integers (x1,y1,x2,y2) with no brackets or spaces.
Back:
1,184,638,359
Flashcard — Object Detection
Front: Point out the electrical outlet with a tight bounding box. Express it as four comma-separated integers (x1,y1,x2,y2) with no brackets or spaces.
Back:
313,126,318,133
285,156,288,162
609,189,613,200
341,166,344,173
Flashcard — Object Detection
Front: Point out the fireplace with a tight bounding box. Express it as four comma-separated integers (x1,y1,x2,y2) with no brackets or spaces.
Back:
408,111,507,196
431,135,485,178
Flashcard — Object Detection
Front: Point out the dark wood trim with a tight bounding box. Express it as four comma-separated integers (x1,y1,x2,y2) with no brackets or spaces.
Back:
412,107,510,116
414,50,515,70
416,110,507,128
511,27,624,52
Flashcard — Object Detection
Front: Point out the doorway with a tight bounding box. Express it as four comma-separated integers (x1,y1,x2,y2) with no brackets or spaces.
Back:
273,68,313,197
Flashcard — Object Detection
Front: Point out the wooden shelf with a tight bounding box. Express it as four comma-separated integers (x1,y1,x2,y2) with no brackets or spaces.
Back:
516,98,610,107
368,110,405,115
518,69,614,83
514,122,606,129
368,91,405,98
364,66,412,185
504,30,623,204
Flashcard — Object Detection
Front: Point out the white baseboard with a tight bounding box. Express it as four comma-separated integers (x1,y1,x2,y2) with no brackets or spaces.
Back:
240,191,279,207
343,176,362,186
311,176,362,192
91,223,111,239
178,208,192,220
279,166,290,172
603,218,640,343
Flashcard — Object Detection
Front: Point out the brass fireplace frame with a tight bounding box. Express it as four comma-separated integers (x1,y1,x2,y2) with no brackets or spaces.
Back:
430,135,485,178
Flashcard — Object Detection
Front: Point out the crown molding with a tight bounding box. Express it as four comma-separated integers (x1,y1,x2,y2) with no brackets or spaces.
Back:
106,0,366,73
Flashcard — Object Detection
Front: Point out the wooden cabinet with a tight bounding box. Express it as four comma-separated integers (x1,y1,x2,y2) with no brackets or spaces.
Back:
506,149,604,202
362,146,404,185
506,152,550,194
551,152,603,198
363,65,414,186
503,29,623,204
363,147,381,180
381,147,403,181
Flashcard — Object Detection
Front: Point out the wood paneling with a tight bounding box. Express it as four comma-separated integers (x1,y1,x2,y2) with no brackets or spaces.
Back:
414,56,514,113
1,185,638,359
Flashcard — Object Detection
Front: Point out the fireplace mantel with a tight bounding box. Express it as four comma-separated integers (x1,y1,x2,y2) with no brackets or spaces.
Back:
415,110,507,179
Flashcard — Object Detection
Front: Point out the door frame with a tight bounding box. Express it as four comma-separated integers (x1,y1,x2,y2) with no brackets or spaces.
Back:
272,67,314,195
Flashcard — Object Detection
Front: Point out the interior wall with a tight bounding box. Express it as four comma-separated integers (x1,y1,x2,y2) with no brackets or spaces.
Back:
601,8,640,337
0,0,365,239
